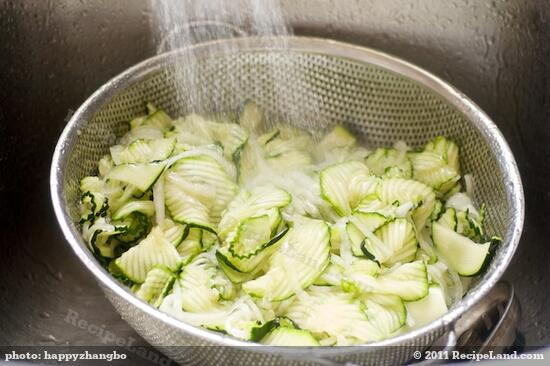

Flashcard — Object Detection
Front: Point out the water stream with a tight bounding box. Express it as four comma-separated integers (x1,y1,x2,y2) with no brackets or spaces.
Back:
151,0,294,116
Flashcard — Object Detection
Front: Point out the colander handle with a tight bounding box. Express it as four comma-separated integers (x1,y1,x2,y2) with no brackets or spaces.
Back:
409,281,519,365
158,20,249,51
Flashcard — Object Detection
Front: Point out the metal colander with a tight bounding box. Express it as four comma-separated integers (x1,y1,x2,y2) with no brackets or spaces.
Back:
50,37,524,365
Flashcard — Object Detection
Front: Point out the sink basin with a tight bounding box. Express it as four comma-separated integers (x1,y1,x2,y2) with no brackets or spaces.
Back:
1,0,548,357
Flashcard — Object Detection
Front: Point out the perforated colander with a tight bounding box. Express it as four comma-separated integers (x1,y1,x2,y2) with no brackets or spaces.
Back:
50,37,524,365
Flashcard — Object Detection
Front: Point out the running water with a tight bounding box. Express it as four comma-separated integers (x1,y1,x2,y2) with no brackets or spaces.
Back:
151,0,293,115
150,0,324,134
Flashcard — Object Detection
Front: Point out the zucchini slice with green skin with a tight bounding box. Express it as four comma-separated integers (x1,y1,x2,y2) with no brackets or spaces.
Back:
406,285,448,328
228,209,282,259
242,218,330,301
217,225,289,274
201,230,218,250
110,138,176,165
115,227,181,283
320,161,378,216
112,200,155,220
346,260,429,301
436,208,457,231
250,317,297,342
408,151,460,195
134,266,176,307
456,210,484,241
80,191,108,223
216,250,266,283
377,178,435,229
365,148,412,179
346,212,387,257
107,161,166,192
218,186,291,240
363,294,406,336
176,227,202,264
158,219,186,247
431,222,491,276
84,221,128,259
361,218,418,266
284,287,382,344
261,327,320,346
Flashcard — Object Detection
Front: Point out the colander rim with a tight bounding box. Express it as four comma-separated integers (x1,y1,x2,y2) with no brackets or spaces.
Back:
50,35,524,356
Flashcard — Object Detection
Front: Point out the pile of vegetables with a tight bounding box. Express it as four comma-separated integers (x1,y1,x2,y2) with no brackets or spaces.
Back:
79,101,500,346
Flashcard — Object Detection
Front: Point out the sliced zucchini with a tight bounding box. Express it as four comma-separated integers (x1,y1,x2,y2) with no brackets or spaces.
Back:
216,250,266,283
346,212,387,257
347,260,428,301
223,297,266,339
406,285,448,328
120,125,164,145
361,218,418,266
431,222,490,276
135,266,176,307
320,161,378,216
80,190,108,223
266,149,312,171
228,209,282,259
314,261,344,286
456,210,484,241
158,219,186,247
250,317,297,342
243,218,330,301
179,254,224,312
424,136,460,173
408,151,460,195
317,125,356,152
218,186,291,240
354,195,397,218
164,154,237,230
107,161,165,192
201,230,218,250
261,327,319,346
143,109,173,130
84,220,127,259
436,208,457,231
363,294,406,336
115,227,181,283
112,211,151,244
284,287,382,344
365,148,412,178
98,154,115,177
177,227,202,264
174,113,248,162
217,225,289,274
112,200,155,220
110,138,175,165
378,178,435,229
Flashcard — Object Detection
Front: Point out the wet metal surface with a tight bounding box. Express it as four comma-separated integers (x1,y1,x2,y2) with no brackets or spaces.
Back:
1,0,549,352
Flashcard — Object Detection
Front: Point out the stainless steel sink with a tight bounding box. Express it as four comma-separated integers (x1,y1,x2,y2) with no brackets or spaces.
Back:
1,0,548,358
